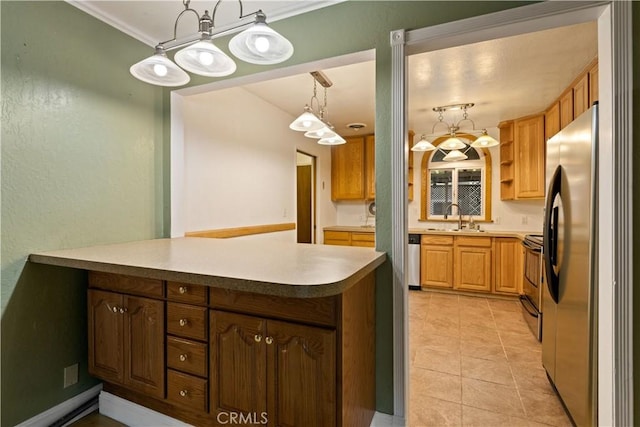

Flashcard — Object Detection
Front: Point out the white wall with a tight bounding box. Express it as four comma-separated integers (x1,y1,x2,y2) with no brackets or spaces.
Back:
178,87,336,243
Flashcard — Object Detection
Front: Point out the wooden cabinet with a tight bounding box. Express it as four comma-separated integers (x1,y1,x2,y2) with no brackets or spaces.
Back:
545,101,561,141
88,289,165,399
589,63,598,104
420,235,454,288
365,135,375,200
573,72,590,119
493,238,523,295
210,311,336,426
559,89,574,129
454,236,492,292
498,121,515,200
331,136,366,200
514,114,545,199
323,229,374,247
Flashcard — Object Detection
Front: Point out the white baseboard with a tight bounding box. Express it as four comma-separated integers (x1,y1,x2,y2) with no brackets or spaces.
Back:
15,384,102,427
99,393,401,427
99,392,192,427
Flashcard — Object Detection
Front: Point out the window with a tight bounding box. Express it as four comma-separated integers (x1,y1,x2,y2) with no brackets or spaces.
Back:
420,134,492,221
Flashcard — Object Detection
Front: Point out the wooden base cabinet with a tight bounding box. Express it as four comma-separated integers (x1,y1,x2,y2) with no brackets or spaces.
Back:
494,238,523,295
211,311,336,426
88,289,165,399
420,236,454,288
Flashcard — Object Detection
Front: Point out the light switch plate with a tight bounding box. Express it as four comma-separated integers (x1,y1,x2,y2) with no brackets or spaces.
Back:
63,364,78,388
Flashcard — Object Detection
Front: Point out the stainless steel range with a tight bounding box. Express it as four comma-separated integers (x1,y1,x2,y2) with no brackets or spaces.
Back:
520,234,543,341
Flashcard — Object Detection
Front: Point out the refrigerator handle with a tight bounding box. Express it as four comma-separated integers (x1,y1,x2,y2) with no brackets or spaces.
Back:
543,165,561,304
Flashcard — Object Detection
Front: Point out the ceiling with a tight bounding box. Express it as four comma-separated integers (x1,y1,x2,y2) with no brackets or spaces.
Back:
68,1,598,139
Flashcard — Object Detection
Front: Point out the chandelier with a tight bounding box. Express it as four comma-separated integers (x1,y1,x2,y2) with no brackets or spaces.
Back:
130,0,294,87
289,71,346,145
411,103,499,161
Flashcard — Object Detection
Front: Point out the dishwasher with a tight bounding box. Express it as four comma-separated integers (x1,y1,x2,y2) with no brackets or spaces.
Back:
408,234,421,290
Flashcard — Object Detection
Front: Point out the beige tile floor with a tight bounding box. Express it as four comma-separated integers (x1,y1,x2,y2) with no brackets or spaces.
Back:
409,290,572,427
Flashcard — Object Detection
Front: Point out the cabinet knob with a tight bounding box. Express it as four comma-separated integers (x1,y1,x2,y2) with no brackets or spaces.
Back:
254,334,262,343
179,318,188,327
119,307,127,314
112,306,118,313
265,336,273,345
179,354,188,362
179,286,188,294
179,390,188,397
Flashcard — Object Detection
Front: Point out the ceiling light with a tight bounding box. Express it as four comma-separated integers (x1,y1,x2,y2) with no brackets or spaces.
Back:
130,46,191,87
440,135,466,150
471,129,499,148
443,149,468,162
411,135,436,151
289,71,345,145
130,0,294,86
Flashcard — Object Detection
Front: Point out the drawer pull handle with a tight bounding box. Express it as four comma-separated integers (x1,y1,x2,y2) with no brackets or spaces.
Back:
112,306,118,313
179,354,188,362
179,390,188,397
254,334,262,342
265,336,273,345
179,286,188,294
179,318,188,327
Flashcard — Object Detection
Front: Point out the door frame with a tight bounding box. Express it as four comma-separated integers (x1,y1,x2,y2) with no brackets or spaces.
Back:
296,150,317,244
390,1,633,425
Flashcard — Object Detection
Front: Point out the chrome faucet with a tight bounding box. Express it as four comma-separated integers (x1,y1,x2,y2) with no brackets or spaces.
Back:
443,203,463,230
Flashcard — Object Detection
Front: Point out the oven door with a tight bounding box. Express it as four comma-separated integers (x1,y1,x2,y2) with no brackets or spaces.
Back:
522,246,542,310
520,295,542,341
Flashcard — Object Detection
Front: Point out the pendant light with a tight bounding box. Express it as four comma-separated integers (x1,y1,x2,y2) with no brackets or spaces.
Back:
289,106,324,132
471,129,499,148
229,12,294,65
411,135,437,151
318,135,347,145
440,134,467,150
443,149,468,162
130,1,294,87
304,126,338,139
130,46,191,87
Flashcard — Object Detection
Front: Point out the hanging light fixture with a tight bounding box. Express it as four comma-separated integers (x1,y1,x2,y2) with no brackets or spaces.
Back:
130,0,294,87
289,71,345,145
411,103,499,160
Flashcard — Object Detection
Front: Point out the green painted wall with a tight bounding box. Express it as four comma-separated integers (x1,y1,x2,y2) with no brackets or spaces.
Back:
1,2,164,425
2,0,637,424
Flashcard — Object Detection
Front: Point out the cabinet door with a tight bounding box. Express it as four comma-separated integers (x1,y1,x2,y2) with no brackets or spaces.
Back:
573,73,589,119
589,63,598,104
559,89,573,129
494,238,523,294
88,289,123,384
331,136,365,200
365,135,375,200
420,245,453,288
454,247,492,292
124,295,165,399
210,311,267,417
266,319,336,427
514,115,545,199
545,101,560,140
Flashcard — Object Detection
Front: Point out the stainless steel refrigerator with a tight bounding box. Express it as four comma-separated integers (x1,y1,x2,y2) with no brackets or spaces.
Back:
542,103,598,426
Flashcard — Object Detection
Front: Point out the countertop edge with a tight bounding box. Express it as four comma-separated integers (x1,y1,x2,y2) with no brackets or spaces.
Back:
28,251,387,299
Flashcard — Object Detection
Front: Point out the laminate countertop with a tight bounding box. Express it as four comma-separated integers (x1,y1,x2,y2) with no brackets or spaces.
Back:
324,225,535,240
29,237,386,298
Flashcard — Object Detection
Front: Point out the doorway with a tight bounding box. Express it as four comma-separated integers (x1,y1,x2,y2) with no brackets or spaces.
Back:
296,151,316,244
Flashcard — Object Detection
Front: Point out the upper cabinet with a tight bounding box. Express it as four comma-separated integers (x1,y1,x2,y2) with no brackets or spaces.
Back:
573,73,590,119
559,89,574,130
498,121,515,200
365,135,376,200
545,101,560,141
331,136,367,201
514,114,545,199
589,62,599,104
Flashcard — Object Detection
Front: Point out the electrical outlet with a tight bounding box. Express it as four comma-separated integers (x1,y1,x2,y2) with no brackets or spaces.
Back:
521,216,528,225
63,364,78,388
283,208,287,218
494,216,501,224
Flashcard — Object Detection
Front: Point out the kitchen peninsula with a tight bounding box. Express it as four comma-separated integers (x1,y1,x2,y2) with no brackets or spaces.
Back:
29,237,385,427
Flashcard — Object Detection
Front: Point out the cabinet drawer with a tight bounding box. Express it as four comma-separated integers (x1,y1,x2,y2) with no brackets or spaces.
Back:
210,288,337,328
167,370,207,412
324,230,350,242
421,235,454,246
167,282,208,305
88,271,163,298
456,236,492,247
167,303,208,341
351,232,375,247
167,336,207,378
